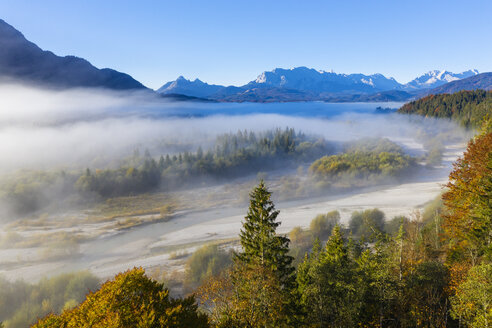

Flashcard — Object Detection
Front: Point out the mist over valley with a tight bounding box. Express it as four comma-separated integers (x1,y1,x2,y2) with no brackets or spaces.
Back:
0,6,490,327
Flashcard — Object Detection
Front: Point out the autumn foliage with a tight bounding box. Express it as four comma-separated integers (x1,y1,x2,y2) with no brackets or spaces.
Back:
33,268,208,328
442,130,492,264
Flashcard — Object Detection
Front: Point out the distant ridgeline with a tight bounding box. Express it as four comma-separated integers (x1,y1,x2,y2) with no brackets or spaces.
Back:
398,90,492,128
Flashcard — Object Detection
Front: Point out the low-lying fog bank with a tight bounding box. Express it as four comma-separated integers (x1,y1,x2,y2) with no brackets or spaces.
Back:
0,84,470,171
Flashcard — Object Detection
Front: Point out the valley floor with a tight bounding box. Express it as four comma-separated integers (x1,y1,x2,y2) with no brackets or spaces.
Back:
0,144,464,284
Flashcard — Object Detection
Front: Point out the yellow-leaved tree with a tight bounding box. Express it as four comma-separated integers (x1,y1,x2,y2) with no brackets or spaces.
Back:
33,268,209,328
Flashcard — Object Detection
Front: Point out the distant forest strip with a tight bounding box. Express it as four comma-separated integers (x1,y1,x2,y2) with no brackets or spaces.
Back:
0,128,334,217
398,90,492,128
0,132,422,219
75,128,333,197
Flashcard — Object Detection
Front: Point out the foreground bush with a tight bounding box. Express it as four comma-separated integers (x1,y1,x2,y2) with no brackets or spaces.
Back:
349,208,385,240
185,244,232,289
309,210,340,241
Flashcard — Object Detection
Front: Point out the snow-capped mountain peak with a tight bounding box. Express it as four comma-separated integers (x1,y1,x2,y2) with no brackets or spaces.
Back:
157,76,224,98
156,67,481,101
249,67,400,93
255,72,268,84
405,69,479,89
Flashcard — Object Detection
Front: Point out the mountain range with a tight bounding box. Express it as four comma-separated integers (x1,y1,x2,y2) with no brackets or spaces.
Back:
404,69,479,90
157,68,482,102
0,18,490,102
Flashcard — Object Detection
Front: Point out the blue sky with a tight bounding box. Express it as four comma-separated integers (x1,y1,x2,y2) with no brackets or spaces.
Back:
1,0,491,89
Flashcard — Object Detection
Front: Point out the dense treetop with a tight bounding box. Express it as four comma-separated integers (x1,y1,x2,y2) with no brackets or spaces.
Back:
33,268,208,328
309,138,415,183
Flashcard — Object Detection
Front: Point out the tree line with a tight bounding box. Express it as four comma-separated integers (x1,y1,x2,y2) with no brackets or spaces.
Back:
2,132,419,219
75,128,333,197
0,128,333,218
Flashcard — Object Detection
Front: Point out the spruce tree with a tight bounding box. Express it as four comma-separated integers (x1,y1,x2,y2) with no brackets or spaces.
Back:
235,180,294,285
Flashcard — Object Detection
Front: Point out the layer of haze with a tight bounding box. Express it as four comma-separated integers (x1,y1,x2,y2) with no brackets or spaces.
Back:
0,84,468,173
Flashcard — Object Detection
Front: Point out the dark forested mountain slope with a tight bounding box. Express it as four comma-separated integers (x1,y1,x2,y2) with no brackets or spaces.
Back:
398,90,492,128
0,19,147,90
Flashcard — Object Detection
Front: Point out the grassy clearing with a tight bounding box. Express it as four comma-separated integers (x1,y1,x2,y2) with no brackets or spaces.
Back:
90,193,183,218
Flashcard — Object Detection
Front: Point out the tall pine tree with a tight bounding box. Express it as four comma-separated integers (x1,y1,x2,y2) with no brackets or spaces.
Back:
222,181,299,327
235,180,294,286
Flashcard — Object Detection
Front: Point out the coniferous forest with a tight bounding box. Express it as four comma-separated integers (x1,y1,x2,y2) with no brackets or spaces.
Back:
398,90,492,128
